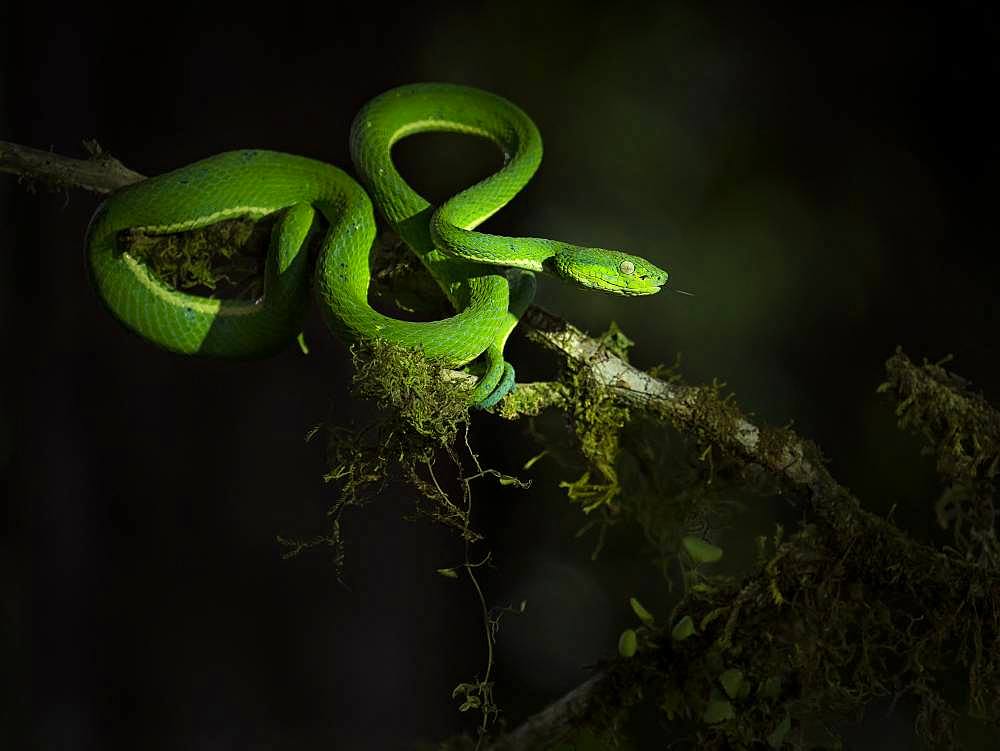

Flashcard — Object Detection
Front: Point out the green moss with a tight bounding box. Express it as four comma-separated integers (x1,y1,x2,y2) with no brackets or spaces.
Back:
558,343,631,514
880,349,1000,566
122,215,272,298
497,381,568,419
277,339,479,574
598,320,635,361
281,336,536,742
351,339,470,442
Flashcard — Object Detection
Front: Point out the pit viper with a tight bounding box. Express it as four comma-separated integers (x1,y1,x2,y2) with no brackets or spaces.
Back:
85,83,669,408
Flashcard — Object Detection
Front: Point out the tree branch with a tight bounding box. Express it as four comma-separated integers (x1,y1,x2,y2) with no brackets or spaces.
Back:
483,672,611,751
0,139,143,193
508,309,982,583
481,314,1000,748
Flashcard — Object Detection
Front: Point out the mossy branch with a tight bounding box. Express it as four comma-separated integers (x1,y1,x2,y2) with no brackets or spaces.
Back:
503,311,980,580
478,338,1000,748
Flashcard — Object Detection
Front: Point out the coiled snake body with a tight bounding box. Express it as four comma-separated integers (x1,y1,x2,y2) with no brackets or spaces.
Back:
86,83,668,407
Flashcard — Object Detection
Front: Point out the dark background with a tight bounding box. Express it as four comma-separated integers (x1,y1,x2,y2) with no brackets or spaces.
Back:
3,3,999,749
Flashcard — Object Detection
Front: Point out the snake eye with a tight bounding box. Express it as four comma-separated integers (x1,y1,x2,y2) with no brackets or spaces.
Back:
619,260,635,275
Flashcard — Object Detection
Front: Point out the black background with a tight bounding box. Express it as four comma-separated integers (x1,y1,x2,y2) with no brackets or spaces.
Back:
3,3,1000,749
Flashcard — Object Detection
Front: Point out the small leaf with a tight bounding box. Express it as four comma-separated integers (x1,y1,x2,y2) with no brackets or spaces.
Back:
629,597,655,626
703,698,735,724
436,567,459,579
296,331,310,355
618,629,638,657
459,696,481,711
671,615,695,641
682,536,724,563
768,714,791,748
719,668,745,699
523,450,549,470
498,474,521,486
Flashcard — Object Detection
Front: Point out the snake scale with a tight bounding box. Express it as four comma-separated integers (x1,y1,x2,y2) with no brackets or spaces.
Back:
85,83,669,408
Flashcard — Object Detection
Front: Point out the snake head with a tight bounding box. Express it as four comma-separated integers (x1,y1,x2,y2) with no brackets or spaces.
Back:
551,246,669,296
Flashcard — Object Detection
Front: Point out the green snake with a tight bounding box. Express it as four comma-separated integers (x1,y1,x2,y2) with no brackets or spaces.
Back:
85,83,669,408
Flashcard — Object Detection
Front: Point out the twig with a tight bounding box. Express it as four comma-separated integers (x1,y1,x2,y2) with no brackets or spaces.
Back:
0,140,144,193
